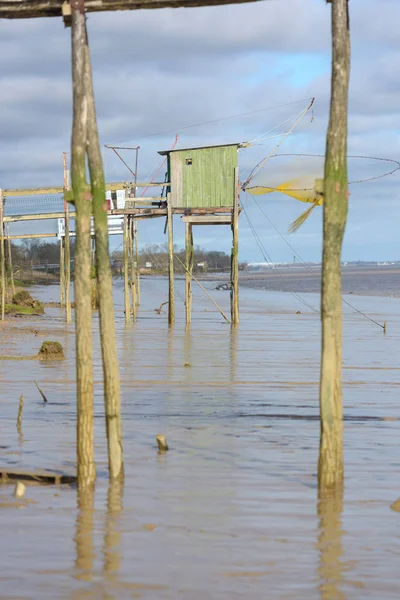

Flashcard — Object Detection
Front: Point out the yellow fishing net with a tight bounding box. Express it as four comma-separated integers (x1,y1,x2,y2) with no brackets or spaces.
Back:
245,176,324,233
247,176,323,205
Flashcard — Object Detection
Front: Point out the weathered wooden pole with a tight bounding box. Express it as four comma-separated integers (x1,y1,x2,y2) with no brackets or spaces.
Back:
167,195,175,326
60,237,65,307
63,153,72,323
123,215,130,324
318,0,350,489
0,190,5,321
185,222,194,327
230,168,239,325
134,220,140,306
71,0,95,488
84,32,123,480
6,226,15,299
129,217,136,321
65,208,72,323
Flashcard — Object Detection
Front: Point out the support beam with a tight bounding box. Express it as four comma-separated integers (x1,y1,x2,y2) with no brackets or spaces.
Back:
129,217,136,321
0,190,5,320
181,215,232,225
6,227,15,298
185,223,194,328
230,168,239,326
60,237,65,307
0,0,259,20
65,208,72,323
0,233,58,240
123,215,130,324
134,220,140,306
167,196,175,326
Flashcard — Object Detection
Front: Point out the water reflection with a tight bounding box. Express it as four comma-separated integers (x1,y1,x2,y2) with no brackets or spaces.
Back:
317,485,346,600
74,486,95,582
102,480,124,579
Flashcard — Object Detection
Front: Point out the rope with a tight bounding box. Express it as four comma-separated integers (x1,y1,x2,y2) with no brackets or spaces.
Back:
247,154,400,192
112,98,315,144
250,196,385,330
241,201,319,313
242,98,315,189
173,254,231,324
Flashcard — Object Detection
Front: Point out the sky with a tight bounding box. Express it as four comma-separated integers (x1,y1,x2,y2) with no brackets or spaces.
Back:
0,0,399,263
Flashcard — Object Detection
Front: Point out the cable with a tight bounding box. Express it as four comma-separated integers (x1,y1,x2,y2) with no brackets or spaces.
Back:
111,98,315,144
241,202,319,313
250,196,385,330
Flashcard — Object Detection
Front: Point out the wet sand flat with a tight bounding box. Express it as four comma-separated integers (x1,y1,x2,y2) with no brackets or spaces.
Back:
0,279,399,599
238,263,400,297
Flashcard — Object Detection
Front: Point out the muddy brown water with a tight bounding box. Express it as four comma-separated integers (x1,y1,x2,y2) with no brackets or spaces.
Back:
0,278,399,599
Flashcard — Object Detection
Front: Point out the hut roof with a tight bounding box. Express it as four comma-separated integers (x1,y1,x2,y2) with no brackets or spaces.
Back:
158,142,247,156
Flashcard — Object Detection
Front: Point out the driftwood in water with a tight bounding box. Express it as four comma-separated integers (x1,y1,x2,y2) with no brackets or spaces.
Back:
0,469,76,485
34,380,48,403
156,434,169,452
17,395,24,430
319,0,350,490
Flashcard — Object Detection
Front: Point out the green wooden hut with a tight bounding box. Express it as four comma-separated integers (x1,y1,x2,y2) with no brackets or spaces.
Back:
158,143,245,209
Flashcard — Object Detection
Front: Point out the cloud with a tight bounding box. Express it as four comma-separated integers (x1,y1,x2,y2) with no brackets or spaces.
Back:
0,0,399,261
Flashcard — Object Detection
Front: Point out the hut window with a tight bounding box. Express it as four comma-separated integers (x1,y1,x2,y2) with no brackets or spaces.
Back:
185,157,192,166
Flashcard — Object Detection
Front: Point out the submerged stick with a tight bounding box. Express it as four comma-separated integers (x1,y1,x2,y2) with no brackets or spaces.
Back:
17,394,24,429
34,380,48,403
13,481,26,499
156,434,169,452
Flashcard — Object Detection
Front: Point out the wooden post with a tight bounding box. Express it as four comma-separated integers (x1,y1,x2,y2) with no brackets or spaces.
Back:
185,223,194,327
0,190,5,321
123,215,130,324
63,153,72,323
65,208,72,323
230,168,239,325
6,226,15,299
319,0,350,490
60,237,65,307
71,1,95,488
134,220,140,306
85,30,123,481
129,217,136,321
167,195,175,326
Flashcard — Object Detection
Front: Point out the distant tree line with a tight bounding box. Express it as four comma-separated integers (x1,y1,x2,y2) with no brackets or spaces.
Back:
8,240,246,277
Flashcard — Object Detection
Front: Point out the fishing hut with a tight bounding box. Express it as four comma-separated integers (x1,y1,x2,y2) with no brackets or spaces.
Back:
160,142,243,326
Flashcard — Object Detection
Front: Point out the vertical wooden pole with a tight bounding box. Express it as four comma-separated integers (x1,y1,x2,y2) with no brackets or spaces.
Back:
60,237,65,307
185,222,194,327
167,196,175,326
230,167,239,325
85,30,123,481
71,1,95,489
65,208,72,323
123,215,130,324
134,220,140,306
6,226,15,299
319,0,350,490
129,217,136,321
0,190,5,321
64,153,72,323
